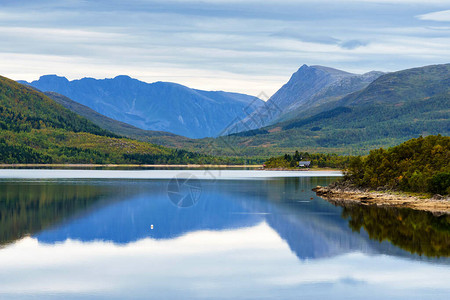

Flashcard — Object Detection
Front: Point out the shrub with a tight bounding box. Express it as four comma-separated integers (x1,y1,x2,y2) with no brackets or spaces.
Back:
429,172,450,195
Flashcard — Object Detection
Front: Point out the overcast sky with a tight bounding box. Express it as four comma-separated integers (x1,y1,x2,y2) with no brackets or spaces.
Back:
1,0,449,96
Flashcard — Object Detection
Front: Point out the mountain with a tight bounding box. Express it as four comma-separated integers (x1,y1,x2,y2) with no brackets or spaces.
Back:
0,75,235,164
43,91,192,148
21,75,264,139
212,63,450,156
276,69,384,122
226,65,383,133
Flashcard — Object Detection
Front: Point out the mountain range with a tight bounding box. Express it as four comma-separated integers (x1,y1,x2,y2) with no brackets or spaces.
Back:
20,76,263,139
23,65,386,140
4,62,449,160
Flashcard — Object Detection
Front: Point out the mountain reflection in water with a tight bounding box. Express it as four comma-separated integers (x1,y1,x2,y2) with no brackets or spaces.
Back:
1,177,448,260
1,176,449,300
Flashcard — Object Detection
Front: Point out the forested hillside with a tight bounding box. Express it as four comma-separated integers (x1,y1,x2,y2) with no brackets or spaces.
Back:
345,135,450,195
0,76,115,137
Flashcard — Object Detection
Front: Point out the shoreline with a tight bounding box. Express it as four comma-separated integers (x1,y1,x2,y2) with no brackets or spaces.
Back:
263,167,339,171
0,164,341,171
0,169,343,179
0,163,263,168
313,185,450,215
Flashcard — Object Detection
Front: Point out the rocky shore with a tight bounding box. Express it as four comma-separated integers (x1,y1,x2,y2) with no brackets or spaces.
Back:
313,182,450,215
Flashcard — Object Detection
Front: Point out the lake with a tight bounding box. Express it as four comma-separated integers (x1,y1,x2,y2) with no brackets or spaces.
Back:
0,170,448,299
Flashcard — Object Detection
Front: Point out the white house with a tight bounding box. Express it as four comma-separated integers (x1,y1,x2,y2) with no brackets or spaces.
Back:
298,161,311,168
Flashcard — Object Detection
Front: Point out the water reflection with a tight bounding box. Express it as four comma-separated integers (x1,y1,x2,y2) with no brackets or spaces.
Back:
340,204,450,257
0,181,122,246
1,177,448,260
0,176,449,299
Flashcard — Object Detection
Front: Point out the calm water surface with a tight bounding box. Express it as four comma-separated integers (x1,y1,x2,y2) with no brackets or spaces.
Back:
0,170,448,299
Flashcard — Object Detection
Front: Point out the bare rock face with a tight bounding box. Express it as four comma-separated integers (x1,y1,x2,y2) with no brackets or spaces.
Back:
431,194,447,201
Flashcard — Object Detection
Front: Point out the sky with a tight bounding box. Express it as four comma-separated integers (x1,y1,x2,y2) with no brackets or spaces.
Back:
0,0,449,96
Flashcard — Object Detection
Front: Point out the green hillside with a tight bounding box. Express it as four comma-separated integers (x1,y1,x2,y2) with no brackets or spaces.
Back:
339,63,450,106
205,64,449,156
0,77,115,137
345,135,450,195
0,76,237,164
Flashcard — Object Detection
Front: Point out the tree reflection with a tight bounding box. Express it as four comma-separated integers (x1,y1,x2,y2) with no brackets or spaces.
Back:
341,204,450,257
0,181,114,246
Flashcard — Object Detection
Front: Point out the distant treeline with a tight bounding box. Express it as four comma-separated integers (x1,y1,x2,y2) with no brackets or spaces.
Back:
265,135,450,195
345,135,450,195
0,135,254,165
264,151,353,169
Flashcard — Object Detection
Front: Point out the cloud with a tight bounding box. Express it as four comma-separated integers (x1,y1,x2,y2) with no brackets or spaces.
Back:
340,40,369,50
417,10,450,22
1,227,450,299
272,30,340,45
0,1,449,95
